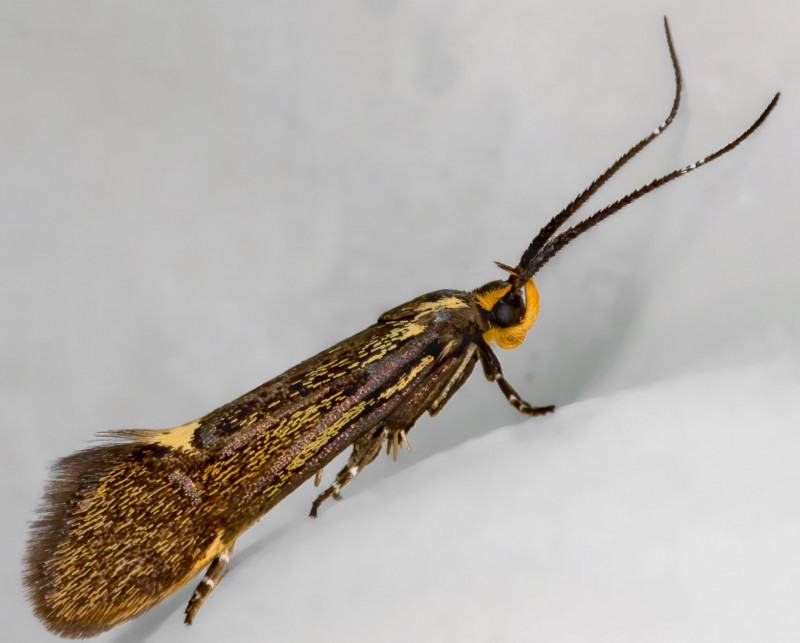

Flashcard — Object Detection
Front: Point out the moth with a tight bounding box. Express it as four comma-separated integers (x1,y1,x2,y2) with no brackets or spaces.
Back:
24,18,778,639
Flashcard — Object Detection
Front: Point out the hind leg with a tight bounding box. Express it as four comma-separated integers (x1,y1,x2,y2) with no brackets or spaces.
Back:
185,543,234,625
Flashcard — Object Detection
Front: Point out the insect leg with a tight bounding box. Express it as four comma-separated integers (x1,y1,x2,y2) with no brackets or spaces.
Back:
385,426,411,461
478,342,555,417
309,427,388,518
184,542,234,625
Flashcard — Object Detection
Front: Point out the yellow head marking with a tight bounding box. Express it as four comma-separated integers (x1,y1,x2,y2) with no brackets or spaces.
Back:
476,280,539,349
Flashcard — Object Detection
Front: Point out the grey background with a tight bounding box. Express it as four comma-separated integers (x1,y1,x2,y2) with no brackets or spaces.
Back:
3,0,798,641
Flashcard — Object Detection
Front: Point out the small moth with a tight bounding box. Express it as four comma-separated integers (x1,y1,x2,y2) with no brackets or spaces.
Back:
24,18,778,639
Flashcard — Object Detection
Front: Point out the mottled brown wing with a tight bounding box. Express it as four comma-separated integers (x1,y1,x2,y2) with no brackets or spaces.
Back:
24,289,484,637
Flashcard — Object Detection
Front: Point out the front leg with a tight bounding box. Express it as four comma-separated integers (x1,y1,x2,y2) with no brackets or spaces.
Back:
478,341,555,417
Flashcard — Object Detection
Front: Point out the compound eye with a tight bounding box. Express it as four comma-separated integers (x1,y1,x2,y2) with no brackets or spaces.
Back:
493,300,519,327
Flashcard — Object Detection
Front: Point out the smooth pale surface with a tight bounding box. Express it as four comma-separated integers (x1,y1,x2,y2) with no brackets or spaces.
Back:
2,1,798,642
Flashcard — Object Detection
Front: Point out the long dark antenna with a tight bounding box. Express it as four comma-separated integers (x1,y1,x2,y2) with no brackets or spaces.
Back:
507,18,779,288
508,16,682,292
527,92,780,275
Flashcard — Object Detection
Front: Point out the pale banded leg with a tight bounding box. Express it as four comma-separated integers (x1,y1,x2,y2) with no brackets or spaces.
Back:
478,342,555,417
385,427,410,461
495,374,554,416
310,426,392,518
185,543,234,625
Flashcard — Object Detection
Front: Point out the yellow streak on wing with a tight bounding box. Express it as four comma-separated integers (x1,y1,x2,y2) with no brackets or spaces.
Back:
294,401,369,471
132,419,202,451
429,343,476,415
287,355,435,475
413,297,469,314
399,322,426,339
377,354,434,401
355,322,427,368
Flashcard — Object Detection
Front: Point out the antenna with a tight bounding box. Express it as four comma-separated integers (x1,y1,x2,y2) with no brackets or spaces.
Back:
508,17,779,288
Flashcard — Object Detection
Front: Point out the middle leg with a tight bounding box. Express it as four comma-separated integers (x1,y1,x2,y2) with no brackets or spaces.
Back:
310,426,388,518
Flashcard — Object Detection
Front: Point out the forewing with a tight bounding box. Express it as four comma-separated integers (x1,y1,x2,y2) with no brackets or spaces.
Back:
24,289,483,637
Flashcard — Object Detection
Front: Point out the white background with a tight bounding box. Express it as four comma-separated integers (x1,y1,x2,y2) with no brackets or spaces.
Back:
2,1,798,641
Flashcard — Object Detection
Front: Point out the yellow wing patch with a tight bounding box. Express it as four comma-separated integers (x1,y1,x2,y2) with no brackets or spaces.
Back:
130,420,202,451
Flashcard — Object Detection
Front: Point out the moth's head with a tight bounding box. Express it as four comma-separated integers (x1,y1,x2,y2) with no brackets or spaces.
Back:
473,279,539,349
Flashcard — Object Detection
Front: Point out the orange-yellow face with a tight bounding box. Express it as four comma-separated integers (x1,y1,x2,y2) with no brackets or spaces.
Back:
473,279,539,349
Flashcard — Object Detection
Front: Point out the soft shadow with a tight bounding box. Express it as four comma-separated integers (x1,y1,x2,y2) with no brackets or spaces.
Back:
230,523,294,567
108,524,294,643
109,591,186,643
